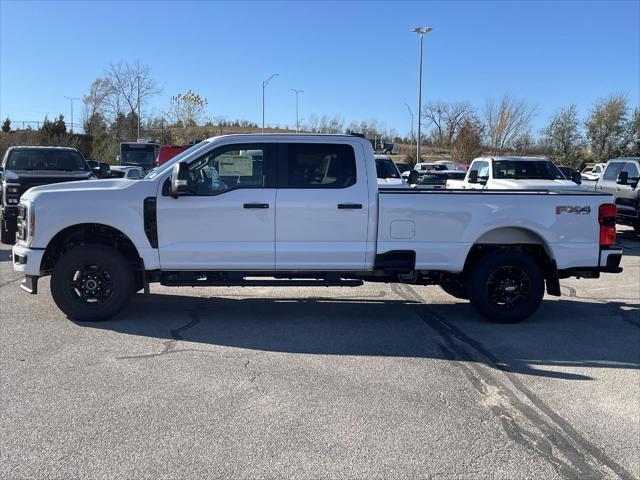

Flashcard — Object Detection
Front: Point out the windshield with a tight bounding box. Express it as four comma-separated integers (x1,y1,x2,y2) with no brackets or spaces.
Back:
493,160,564,180
6,149,88,171
120,144,156,167
145,141,210,179
375,157,400,179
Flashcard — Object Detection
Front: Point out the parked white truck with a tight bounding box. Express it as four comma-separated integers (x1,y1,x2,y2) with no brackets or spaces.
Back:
12,135,622,323
458,156,584,190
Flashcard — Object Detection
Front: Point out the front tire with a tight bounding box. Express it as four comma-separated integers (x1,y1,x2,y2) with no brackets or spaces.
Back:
468,249,544,323
51,244,134,322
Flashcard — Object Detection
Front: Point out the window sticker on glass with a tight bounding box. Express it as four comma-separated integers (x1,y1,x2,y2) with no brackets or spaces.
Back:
217,154,253,176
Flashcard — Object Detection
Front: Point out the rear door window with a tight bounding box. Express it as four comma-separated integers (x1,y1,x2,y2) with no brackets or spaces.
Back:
281,143,357,188
622,162,640,180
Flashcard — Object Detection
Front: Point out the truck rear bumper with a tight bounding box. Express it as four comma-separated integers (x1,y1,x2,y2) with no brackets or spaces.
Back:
599,247,623,273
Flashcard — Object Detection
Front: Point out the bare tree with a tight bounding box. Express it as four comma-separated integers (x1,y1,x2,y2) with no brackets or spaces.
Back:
484,94,536,154
82,78,110,136
422,101,448,146
585,94,629,161
422,101,475,148
105,61,160,136
540,105,583,168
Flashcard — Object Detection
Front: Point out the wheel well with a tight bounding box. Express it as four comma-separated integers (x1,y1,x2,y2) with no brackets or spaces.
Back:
41,223,142,273
462,243,560,296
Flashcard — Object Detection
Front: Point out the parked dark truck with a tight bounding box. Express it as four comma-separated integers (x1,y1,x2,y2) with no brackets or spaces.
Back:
0,146,94,244
594,157,640,233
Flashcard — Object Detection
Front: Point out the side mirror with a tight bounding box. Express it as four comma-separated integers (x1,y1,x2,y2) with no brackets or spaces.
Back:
171,162,190,196
407,170,420,185
468,170,478,184
99,162,109,177
571,171,582,185
616,171,629,185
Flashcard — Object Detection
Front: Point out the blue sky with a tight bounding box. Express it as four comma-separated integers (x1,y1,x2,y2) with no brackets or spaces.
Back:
1,0,638,136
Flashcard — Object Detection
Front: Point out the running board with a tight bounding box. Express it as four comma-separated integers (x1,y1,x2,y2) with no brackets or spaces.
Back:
160,273,363,288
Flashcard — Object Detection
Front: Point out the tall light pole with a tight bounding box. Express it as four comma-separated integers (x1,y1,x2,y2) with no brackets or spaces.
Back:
64,96,80,133
403,102,414,157
136,75,141,139
262,73,279,133
412,26,432,163
290,89,303,133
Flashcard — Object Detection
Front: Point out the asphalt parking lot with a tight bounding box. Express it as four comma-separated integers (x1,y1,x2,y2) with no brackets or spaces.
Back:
1,229,638,480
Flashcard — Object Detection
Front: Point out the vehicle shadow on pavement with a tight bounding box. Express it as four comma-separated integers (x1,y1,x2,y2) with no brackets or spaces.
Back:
617,230,640,256
0,245,12,263
77,293,640,381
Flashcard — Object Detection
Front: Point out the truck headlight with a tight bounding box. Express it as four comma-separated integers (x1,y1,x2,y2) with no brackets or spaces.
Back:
2,183,21,205
16,203,34,244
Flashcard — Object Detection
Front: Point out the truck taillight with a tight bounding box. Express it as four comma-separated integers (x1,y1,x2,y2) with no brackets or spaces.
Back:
599,203,616,246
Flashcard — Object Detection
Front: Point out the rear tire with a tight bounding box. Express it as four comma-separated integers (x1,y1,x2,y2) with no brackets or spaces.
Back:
468,249,544,324
0,219,15,245
51,244,134,322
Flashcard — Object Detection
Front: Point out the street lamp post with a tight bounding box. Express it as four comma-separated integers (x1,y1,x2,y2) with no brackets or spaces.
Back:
64,96,81,134
290,89,304,133
136,75,141,140
262,73,279,133
403,102,414,157
412,26,432,163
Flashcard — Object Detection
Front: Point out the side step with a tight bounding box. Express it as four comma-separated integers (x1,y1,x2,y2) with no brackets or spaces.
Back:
160,272,363,288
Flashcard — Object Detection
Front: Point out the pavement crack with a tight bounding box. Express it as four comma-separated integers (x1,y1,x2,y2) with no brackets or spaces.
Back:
0,276,22,289
117,310,206,361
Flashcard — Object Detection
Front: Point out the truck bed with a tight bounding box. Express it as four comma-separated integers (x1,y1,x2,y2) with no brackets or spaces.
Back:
376,188,613,272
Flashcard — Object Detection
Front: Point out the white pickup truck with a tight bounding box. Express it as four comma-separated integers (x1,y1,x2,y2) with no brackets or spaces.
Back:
459,156,584,190
12,134,622,324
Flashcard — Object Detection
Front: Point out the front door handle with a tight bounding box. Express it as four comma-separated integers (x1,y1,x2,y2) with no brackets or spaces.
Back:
597,186,603,190
244,203,269,209
337,203,363,209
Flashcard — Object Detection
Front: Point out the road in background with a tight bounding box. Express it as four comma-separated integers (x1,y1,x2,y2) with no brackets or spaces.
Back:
1,228,638,479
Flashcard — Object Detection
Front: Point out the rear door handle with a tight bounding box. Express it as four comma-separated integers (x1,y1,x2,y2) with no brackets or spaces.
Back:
337,203,363,209
243,203,269,209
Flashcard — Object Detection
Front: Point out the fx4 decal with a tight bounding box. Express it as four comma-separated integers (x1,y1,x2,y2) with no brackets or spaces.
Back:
556,206,591,215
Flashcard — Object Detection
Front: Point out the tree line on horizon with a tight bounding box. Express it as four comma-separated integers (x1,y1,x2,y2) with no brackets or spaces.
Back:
1,60,638,167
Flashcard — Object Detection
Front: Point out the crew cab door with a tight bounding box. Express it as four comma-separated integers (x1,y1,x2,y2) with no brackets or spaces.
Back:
156,143,277,270
596,162,624,196
616,161,640,214
275,142,370,270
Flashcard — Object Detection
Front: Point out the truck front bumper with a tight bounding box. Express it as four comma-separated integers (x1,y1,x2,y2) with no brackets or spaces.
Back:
12,243,45,294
